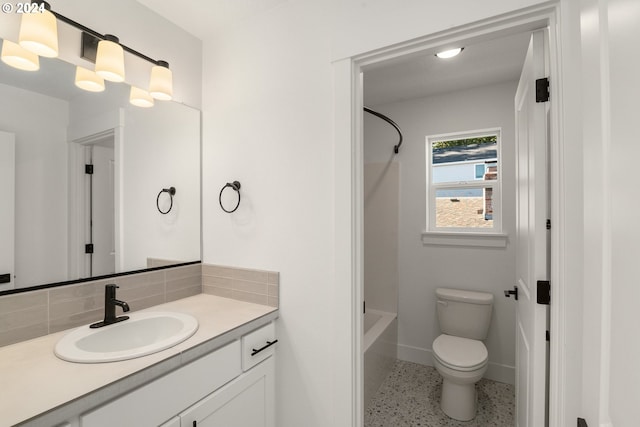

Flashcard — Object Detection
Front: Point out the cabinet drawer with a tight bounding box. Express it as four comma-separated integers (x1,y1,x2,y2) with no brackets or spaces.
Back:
242,322,277,371
81,340,241,427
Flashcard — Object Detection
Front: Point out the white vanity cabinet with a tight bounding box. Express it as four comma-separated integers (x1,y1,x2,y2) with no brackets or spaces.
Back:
178,356,275,427
78,321,276,427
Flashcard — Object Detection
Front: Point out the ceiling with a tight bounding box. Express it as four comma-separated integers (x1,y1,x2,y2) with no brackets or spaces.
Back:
363,32,531,107
134,1,531,108
136,0,288,39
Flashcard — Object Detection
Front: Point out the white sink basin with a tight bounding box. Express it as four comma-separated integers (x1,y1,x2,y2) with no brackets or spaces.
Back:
54,311,199,363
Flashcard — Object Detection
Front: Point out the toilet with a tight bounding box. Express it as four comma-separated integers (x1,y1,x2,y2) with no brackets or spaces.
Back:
432,287,494,421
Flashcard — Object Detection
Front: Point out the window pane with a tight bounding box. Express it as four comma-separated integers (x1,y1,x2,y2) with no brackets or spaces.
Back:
432,136,498,184
475,164,485,179
435,188,494,228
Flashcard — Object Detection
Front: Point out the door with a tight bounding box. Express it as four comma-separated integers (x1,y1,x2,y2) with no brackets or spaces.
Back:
0,131,15,291
90,144,116,276
514,30,550,427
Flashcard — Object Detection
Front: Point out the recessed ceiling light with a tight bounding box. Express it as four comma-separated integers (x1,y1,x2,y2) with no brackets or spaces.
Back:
435,47,464,59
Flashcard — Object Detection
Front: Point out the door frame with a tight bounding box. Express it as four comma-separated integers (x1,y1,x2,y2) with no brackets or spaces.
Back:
332,3,568,426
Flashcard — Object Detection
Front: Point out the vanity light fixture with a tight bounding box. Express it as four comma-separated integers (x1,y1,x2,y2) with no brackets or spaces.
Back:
148,61,173,101
74,66,105,92
7,1,175,106
129,86,154,108
18,1,58,58
435,47,464,59
95,35,125,82
1,39,40,71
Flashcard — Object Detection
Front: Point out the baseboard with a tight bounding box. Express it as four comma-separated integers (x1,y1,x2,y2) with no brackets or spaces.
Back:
397,343,515,385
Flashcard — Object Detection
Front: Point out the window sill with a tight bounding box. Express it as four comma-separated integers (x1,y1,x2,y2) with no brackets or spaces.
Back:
421,231,508,248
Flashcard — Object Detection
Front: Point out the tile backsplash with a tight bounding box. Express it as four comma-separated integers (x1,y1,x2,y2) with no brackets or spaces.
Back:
0,263,279,348
202,264,279,308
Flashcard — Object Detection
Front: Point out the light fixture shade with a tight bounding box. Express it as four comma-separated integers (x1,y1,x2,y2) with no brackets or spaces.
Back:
18,7,58,58
1,39,39,71
75,66,105,92
149,61,173,101
95,36,125,82
129,86,154,108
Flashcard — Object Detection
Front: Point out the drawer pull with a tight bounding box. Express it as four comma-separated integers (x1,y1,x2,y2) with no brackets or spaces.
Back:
251,339,278,356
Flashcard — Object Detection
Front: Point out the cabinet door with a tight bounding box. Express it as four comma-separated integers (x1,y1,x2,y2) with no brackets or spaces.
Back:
180,356,274,427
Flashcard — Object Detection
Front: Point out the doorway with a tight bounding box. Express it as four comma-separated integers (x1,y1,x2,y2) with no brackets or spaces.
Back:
69,130,117,280
332,4,565,427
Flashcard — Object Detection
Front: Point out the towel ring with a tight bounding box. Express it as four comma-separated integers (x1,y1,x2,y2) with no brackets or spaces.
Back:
157,187,176,214
219,181,241,213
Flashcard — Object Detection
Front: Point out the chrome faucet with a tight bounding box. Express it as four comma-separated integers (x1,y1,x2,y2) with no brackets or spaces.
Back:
90,284,130,328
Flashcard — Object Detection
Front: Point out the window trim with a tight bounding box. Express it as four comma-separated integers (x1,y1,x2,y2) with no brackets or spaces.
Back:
425,127,503,234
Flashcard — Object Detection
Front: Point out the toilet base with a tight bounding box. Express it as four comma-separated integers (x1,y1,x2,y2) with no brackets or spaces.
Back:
440,379,477,421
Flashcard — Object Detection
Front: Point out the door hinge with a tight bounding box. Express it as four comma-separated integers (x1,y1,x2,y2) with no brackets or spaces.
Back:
363,300,366,314
536,77,550,102
546,219,551,230
537,280,550,305
577,418,588,427
546,330,550,341
85,243,94,254
85,164,94,174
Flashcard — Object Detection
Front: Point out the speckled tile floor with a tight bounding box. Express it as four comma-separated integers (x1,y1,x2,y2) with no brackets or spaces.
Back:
365,360,515,427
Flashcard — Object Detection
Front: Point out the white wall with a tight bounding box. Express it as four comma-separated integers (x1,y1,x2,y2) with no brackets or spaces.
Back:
364,162,399,314
200,1,550,425
580,0,640,424
364,81,518,383
121,100,201,270
0,84,69,288
0,131,15,291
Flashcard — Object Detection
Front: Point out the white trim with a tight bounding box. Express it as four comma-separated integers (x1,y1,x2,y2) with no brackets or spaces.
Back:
334,3,566,426
421,231,508,247
428,127,502,142
332,58,362,427
596,0,612,422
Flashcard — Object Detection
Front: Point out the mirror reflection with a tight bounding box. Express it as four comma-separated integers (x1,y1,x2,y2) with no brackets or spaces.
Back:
0,39,201,292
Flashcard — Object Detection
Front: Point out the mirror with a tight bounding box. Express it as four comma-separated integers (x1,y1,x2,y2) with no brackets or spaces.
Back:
0,39,201,293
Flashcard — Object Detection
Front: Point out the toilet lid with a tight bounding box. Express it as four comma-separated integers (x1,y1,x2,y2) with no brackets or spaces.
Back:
433,334,488,371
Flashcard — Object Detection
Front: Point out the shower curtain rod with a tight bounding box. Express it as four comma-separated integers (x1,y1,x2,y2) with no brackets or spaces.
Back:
364,106,404,154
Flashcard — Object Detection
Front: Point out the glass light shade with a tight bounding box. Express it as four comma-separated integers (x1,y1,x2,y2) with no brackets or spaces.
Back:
1,39,39,71
130,86,154,108
75,66,105,92
18,9,58,58
149,64,173,100
95,38,125,82
435,48,463,59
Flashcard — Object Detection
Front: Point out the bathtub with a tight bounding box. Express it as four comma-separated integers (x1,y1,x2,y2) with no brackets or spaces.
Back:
363,309,398,410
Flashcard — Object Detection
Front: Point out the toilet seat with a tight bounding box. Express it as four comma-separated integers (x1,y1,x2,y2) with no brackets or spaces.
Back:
433,334,488,372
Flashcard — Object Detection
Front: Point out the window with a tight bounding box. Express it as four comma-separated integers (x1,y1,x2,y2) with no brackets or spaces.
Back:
425,129,502,235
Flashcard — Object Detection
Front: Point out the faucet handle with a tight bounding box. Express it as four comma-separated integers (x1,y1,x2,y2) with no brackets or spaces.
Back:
105,284,119,298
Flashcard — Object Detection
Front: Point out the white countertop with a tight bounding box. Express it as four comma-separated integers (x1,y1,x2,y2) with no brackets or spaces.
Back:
0,294,278,427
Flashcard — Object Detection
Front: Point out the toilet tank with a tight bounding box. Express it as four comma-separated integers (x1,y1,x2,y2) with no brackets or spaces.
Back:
436,288,493,340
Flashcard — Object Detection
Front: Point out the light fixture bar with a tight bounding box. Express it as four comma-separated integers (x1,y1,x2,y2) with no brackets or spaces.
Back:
29,1,164,66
